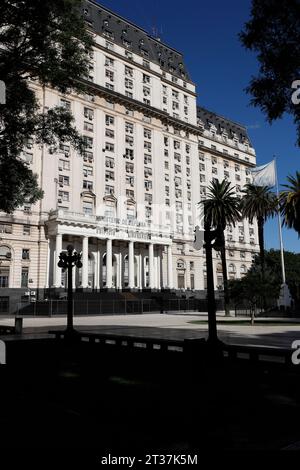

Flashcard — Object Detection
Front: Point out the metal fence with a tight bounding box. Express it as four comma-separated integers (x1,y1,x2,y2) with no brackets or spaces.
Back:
15,297,216,317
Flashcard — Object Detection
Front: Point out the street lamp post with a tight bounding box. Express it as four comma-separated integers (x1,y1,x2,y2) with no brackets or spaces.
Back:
58,245,82,335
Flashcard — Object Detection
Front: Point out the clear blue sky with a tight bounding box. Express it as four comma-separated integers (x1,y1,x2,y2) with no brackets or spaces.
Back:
96,0,300,253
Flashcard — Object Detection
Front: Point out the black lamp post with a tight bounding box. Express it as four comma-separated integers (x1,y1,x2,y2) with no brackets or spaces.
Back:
58,244,82,335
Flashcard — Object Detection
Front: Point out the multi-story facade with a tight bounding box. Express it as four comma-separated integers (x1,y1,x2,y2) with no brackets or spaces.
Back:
0,1,259,311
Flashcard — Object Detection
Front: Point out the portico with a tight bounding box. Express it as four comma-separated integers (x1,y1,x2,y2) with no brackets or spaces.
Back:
47,209,174,291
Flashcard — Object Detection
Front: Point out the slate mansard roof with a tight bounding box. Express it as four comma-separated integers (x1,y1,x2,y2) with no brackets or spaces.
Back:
197,106,253,147
82,0,191,82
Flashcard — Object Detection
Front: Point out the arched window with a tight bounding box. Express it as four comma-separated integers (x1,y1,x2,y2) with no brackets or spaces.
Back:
228,263,236,274
0,246,11,260
216,263,223,273
240,264,247,275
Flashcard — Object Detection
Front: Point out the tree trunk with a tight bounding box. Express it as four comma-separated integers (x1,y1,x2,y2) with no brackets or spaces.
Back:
204,227,218,343
257,217,266,310
257,216,265,280
220,231,230,317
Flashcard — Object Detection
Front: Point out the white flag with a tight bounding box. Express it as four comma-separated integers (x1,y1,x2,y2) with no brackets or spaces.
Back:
249,160,276,187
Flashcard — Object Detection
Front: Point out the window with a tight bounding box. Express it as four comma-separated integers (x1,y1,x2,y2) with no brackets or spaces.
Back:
105,157,114,168
144,128,151,139
59,175,69,186
0,246,11,260
144,154,152,164
22,249,30,260
125,78,133,89
144,167,152,178
105,56,114,67
83,180,93,190
84,121,93,132
240,265,247,275
84,107,94,120
125,135,134,146
144,141,151,151
23,225,30,236
0,224,12,234
105,185,114,195
105,128,115,139
126,189,134,198
0,269,9,288
83,165,93,177
125,162,134,173
106,115,114,126
144,180,152,190
126,175,134,186
125,66,133,77
172,90,179,100
125,148,134,159
21,267,29,288
58,190,69,202
174,140,180,150
143,74,150,84
59,159,70,171
240,251,246,259
83,151,93,163
83,201,93,216
125,91,133,98
105,142,114,152
125,122,134,134
83,136,93,149
105,69,114,82
105,171,115,182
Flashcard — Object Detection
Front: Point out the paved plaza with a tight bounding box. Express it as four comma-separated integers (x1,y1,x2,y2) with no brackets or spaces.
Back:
1,313,300,348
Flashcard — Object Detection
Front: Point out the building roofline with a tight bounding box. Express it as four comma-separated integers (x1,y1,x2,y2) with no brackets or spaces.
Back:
197,105,248,131
86,0,185,56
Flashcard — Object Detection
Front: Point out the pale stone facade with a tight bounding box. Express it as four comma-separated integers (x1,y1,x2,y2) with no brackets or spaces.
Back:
0,1,259,307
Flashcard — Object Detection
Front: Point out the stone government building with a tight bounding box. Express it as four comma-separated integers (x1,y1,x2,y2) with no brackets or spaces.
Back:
0,0,259,313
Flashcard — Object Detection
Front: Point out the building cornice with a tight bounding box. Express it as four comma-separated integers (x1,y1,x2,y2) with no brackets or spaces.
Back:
82,78,202,135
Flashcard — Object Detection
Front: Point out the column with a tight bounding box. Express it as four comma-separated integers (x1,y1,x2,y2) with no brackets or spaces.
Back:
81,236,89,288
128,241,135,289
153,256,158,289
148,243,154,289
167,244,173,289
157,251,161,290
55,233,62,288
138,253,143,290
95,247,100,290
106,238,113,289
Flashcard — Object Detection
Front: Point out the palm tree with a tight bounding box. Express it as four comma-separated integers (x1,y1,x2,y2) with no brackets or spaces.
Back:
201,179,241,316
280,171,300,236
240,184,277,279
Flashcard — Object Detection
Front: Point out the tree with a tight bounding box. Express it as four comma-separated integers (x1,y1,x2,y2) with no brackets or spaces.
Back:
240,0,300,146
229,267,280,322
280,171,300,236
201,179,241,316
253,249,300,308
240,184,277,280
0,0,94,213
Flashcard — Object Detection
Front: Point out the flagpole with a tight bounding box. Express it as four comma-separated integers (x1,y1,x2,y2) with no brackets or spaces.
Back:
274,156,286,284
